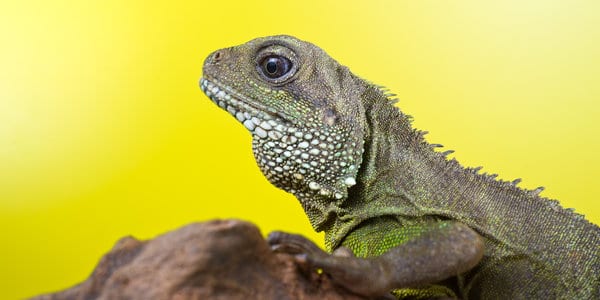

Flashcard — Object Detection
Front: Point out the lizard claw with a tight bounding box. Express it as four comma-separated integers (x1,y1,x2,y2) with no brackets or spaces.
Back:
267,231,328,256
267,231,331,274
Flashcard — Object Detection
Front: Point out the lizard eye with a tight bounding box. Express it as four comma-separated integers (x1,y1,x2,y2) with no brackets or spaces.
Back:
259,55,293,79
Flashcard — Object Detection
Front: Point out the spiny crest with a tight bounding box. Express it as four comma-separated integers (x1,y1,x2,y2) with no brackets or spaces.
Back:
378,86,400,106
470,165,591,223
372,83,594,227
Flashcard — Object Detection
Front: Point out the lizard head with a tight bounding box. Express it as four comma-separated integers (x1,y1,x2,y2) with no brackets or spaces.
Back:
200,35,367,210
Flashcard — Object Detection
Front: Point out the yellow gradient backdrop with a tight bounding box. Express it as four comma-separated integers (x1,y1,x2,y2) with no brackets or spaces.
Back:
1,1,599,298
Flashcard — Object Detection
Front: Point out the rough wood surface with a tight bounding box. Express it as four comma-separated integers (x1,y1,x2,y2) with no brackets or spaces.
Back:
30,220,370,300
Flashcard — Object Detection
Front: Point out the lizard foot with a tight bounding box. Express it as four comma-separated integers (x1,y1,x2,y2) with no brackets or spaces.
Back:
267,231,392,297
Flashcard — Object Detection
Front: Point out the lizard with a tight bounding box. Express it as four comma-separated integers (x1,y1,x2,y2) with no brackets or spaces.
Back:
199,35,600,299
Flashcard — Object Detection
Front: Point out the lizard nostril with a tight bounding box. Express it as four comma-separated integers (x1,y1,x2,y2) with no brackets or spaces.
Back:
213,51,222,62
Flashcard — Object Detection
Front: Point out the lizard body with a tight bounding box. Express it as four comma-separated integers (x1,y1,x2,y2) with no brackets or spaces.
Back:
200,35,600,299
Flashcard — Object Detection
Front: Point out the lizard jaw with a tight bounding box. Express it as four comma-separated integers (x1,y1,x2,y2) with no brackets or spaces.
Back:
200,77,360,202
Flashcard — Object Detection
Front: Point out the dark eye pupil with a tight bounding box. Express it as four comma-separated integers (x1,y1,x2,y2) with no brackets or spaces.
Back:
260,55,293,80
266,60,278,74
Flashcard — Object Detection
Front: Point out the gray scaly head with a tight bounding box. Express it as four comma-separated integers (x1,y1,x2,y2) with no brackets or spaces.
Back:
200,35,367,229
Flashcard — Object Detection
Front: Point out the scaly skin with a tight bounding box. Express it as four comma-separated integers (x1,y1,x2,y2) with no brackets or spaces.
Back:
200,35,600,299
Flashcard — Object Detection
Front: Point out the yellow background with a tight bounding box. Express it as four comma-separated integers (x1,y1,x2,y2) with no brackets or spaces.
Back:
1,1,599,298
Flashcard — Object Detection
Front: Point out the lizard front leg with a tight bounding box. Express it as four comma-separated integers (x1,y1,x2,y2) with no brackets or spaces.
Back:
268,220,484,298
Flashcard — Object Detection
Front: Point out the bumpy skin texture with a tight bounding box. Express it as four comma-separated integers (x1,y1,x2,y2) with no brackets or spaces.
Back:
200,35,600,299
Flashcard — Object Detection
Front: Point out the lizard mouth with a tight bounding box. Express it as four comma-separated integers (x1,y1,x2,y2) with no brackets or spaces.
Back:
200,77,289,138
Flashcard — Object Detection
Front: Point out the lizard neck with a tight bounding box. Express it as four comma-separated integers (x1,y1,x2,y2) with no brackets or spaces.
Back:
357,84,453,203
349,83,540,220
